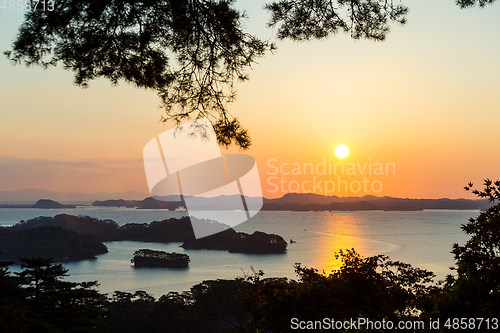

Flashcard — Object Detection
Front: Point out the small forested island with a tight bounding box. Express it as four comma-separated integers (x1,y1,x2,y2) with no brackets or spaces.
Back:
131,249,190,268
182,229,288,254
32,199,77,209
0,199,77,209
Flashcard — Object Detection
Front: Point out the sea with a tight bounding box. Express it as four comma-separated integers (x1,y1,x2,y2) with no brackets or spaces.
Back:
0,207,476,297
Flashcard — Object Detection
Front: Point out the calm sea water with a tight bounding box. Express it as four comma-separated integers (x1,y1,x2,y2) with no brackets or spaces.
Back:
0,207,477,297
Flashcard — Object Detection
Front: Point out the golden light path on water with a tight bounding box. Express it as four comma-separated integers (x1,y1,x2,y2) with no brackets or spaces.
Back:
306,213,400,273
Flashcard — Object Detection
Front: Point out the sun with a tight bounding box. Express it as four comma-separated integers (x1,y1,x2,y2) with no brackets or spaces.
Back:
334,145,350,159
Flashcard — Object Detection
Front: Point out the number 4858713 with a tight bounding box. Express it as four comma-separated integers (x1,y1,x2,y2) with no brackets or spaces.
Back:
444,318,499,330
1,0,55,12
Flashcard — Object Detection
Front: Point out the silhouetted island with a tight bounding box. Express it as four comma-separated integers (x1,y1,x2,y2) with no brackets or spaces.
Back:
90,193,492,211
131,249,190,268
32,199,77,209
13,214,193,242
0,226,107,261
92,196,185,210
182,229,288,254
0,199,77,209
9,214,288,254
261,193,493,211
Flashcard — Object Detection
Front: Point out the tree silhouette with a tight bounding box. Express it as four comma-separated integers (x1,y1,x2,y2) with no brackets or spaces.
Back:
265,0,408,42
244,249,435,332
0,256,28,333
456,0,498,8
4,0,498,148
5,0,271,149
435,180,500,317
15,258,106,332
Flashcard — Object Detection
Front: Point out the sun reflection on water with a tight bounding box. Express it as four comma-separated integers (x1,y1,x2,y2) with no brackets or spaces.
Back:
311,213,370,274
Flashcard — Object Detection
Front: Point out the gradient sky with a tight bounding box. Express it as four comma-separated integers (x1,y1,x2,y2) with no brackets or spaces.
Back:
1,0,499,199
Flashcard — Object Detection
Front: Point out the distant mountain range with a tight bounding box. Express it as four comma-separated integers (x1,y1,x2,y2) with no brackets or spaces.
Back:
94,193,491,211
261,193,492,211
0,189,148,205
0,190,491,211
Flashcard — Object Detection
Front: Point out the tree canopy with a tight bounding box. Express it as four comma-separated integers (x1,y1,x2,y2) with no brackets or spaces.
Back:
435,179,500,317
0,257,105,332
4,0,498,148
244,249,436,332
456,0,498,8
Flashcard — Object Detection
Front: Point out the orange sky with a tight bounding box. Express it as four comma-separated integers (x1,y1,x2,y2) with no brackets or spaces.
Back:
1,1,499,199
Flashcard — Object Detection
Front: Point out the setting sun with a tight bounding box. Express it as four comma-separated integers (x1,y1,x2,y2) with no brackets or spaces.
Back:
334,145,350,159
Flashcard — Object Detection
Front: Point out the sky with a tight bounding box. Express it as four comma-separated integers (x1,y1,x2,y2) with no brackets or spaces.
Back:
1,0,499,200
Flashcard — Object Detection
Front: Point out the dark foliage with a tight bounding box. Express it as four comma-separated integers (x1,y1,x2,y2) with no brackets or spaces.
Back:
265,0,408,42
464,178,500,202
243,249,435,332
0,257,24,330
0,258,250,332
456,0,498,8
187,278,251,331
1,257,106,333
0,271,17,304
4,0,273,149
103,289,220,333
434,180,500,318
0,226,108,261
